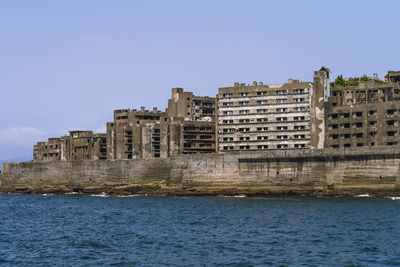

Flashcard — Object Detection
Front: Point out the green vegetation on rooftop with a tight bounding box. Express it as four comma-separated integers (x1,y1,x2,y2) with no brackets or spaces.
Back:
333,73,388,87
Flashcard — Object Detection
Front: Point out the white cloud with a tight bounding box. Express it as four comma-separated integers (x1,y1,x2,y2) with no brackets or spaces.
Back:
0,127,47,147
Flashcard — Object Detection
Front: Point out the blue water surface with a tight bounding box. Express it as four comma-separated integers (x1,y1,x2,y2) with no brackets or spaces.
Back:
0,194,399,266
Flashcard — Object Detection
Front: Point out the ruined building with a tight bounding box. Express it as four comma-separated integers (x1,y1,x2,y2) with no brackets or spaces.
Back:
33,67,400,161
106,88,216,159
325,72,400,148
166,88,216,155
33,131,107,161
106,107,168,159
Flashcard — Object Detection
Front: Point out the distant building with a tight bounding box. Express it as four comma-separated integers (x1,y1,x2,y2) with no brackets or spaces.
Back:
33,131,106,161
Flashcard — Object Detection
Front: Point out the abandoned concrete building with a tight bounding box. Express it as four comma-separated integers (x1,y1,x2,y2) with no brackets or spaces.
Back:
106,88,216,159
33,131,107,161
167,87,215,121
106,107,168,159
33,67,400,161
166,88,216,155
217,75,320,152
325,72,400,148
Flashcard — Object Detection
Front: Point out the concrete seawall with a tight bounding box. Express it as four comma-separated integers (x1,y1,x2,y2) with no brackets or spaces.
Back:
2,147,400,196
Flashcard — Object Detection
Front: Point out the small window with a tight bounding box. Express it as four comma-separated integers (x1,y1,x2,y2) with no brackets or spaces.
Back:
277,135,288,140
330,134,339,139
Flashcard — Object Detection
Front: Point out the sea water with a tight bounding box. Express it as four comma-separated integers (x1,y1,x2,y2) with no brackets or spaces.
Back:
0,194,399,266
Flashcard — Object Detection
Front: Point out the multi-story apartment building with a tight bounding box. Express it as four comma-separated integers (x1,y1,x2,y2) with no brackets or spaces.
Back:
106,88,217,159
167,87,215,121
33,131,107,161
168,119,216,155
106,107,168,159
166,87,216,155
217,79,314,151
34,137,68,161
325,73,400,148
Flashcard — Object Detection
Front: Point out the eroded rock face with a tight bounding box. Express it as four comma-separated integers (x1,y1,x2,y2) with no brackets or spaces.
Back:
2,147,400,196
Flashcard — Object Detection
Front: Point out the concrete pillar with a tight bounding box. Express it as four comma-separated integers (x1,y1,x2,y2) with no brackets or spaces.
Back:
310,66,330,149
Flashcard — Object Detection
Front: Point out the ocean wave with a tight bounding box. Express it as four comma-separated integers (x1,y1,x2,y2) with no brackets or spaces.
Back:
91,192,108,197
385,196,400,200
354,194,371,198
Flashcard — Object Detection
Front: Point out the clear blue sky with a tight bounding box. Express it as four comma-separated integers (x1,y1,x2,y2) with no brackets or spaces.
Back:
1,0,399,160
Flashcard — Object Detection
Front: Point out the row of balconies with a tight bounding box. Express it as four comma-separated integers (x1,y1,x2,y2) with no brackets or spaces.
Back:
220,89,308,99
220,100,308,108
221,143,308,151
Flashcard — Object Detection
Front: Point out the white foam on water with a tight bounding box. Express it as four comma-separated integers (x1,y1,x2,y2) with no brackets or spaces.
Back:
116,194,142,198
65,192,82,195
355,194,371,198
385,196,400,200
234,195,247,198
91,192,108,197
41,194,53,196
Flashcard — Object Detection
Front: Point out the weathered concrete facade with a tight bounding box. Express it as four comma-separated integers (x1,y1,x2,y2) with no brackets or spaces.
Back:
168,119,216,155
33,131,106,161
166,87,216,155
4,146,400,196
106,107,168,159
106,88,216,159
166,87,216,121
217,79,313,152
325,78,400,148
310,66,330,149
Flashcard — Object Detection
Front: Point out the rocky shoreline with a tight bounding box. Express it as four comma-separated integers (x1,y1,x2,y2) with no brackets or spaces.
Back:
2,183,400,198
